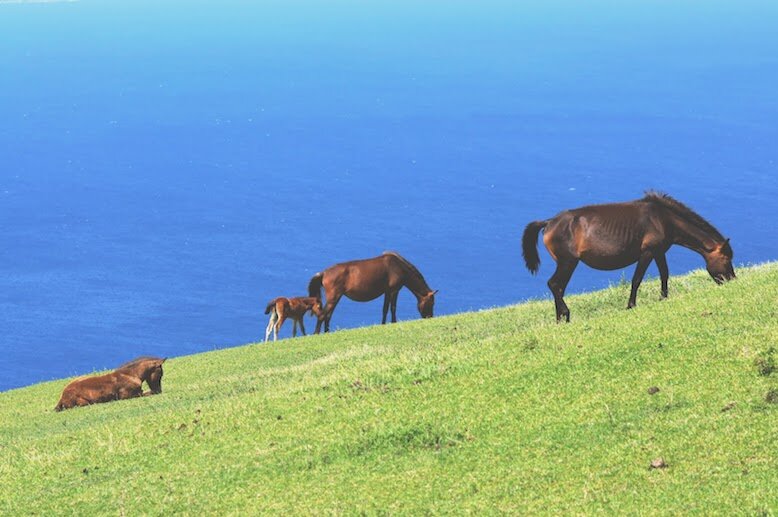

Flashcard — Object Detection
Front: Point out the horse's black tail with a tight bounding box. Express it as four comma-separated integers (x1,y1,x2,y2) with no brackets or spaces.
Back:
308,272,324,299
522,220,548,274
264,299,277,315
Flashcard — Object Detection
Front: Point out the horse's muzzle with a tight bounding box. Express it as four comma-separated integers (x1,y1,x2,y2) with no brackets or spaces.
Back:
713,272,736,284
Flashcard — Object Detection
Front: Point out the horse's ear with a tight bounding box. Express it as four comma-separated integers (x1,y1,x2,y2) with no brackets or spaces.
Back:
160,358,167,364
431,290,439,296
724,237,730,245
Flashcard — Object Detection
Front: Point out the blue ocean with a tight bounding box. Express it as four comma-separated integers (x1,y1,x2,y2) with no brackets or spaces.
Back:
1,0,777,391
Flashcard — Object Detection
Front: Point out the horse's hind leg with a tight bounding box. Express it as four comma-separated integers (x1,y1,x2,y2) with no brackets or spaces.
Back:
627,252,654,309
548,260,578,322
323,294,342,333
655,252,669,298
299,318,306,336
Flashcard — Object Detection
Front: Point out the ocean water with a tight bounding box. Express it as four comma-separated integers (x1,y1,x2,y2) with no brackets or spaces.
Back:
1,0,777,391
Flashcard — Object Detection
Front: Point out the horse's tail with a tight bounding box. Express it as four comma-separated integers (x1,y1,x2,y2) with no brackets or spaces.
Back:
308,272,324,299
264,299,278,315
522,220,548,274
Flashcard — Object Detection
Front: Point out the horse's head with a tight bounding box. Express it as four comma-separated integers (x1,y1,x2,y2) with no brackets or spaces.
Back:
705,238,735,284
145,359,165,394
417,290,438,318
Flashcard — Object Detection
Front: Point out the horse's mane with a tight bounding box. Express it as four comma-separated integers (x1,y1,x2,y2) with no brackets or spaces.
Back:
116,356,164,371
382,251,430,290
642,191,724,240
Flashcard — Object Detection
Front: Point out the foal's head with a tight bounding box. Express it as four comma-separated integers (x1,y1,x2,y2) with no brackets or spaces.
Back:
417,290,438,318
309,298,324,319
705,238,736,284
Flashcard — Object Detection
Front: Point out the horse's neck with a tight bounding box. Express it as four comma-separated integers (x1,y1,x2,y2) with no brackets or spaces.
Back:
119,365,147,382
667,211,719,254
294,298,314,311
401,266,430,299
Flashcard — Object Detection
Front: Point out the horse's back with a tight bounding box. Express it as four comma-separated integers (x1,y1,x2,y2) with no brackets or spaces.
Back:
57,372,129,410
286,297,313,317
266,297,288,314
321,255,394,300
544,200,658,268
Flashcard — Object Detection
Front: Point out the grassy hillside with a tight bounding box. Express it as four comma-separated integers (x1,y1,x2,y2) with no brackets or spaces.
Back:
1,264,776,515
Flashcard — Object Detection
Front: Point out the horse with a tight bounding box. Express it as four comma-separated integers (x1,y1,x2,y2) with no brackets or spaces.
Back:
521,192,735,322
264,296,323,342
54,356,165,411
308,251,438,333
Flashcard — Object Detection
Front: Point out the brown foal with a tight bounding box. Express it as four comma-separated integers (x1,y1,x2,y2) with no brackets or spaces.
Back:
264,296,323,342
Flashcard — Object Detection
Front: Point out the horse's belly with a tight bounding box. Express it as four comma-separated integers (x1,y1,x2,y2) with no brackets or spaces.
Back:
345,289,383,302
579,250,637,270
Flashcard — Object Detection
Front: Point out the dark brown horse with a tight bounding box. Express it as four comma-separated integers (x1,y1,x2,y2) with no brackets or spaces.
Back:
264,296,323,342
308,251,437,333
522,192,735,322
54,356,165,411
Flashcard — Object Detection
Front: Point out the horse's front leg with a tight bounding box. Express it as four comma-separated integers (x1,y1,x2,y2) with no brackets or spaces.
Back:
655,252,669,298
627,252,654,309
292,319,298,337
299,318,306,336
119,386,143,400
390,291,399,323
382,293,390,324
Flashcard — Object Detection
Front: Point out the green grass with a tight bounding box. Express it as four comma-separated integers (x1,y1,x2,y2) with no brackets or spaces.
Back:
2,264,777,515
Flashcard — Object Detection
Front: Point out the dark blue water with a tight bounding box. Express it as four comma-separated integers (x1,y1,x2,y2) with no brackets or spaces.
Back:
2,0,777,391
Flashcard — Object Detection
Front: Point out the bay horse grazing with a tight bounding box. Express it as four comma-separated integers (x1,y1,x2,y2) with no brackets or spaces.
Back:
264,296,323,342
522,192,735,322
54,356,165,412
308,251,438,333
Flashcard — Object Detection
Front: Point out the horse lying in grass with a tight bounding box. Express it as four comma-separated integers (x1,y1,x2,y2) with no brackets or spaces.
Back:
308,251,437,333
264,296,323,342
522,192,735,322
54,357,165,411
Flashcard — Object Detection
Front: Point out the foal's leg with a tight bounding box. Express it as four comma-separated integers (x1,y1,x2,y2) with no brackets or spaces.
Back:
548,260,578,323
299,318,307,336
265,310,277,342
274,315,286,342
390,291,399,323
292,319,298,337
655,252,669,298
627,251,654,309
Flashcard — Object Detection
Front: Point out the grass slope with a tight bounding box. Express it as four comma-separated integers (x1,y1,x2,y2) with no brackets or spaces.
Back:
1,265,777,515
